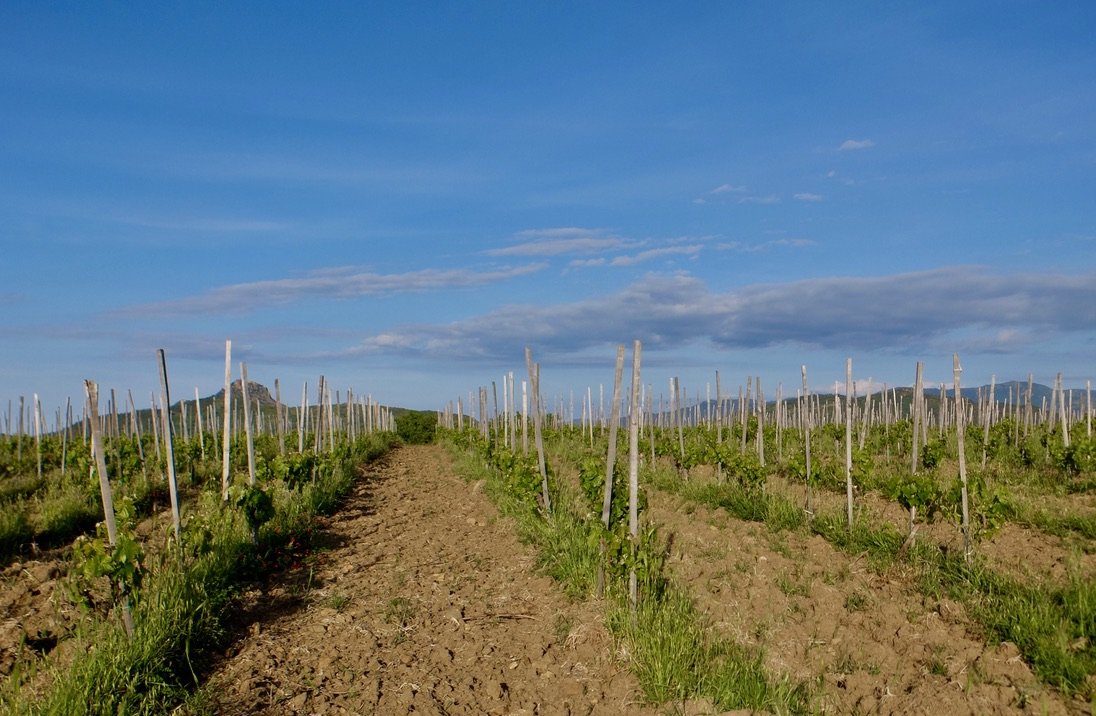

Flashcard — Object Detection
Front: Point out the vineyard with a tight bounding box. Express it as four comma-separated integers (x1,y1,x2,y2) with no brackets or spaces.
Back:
0,343,1094,714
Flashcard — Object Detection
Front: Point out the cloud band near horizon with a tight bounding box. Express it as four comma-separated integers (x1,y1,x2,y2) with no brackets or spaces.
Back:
326,267,1096,362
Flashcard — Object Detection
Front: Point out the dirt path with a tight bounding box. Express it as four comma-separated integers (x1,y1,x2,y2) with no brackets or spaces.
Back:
203,445,654,715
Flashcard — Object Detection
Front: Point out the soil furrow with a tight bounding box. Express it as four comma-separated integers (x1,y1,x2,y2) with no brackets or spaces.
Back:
204,444,653,715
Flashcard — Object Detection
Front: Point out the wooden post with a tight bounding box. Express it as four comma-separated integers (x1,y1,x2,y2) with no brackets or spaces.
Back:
61,397,71,477
845,358,854,530
508,372,516,450
126,390,147,480
149,392,161,463
1057,373,1070,448
954,354,972,565
32,394,42,481
739,384,747,454
17,396,23,461
521,381,528,455
912,361,924,475
756,377,765,466
801,365,813,517
315,376,326,453
191,386,204,460
597,345,626,597
674,378,685,465
275,379,286,455
299,382,307,453
627,340,642,610
241,363,256,485
775,382,784,460
156,349,182,541
221,340,233,500
982,374,995,469
715,370,723,444
492,381,500,445
85,380,134,637
1088,380,1092,439
525,348,551,513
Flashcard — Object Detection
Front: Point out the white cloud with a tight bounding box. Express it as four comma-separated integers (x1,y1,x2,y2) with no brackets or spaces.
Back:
609,245,702,267
324,267,1096,363
488,228,643,257
718,239,815,253
839,139,875,151
119,263,548,317
737,194,780,205
489,238,635,256
695,184,779,206
794,192,824,202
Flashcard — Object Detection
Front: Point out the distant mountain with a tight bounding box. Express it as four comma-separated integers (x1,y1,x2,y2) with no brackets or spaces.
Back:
651,381,1073,415
204,379,278,408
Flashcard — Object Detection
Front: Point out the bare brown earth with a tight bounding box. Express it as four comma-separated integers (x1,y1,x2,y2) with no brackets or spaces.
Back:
202,445,657,715
0,555,70,677
647,487,1084,715
757,469,1096,587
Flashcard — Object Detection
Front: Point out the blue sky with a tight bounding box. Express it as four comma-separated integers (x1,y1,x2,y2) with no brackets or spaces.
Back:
2,2,1095,418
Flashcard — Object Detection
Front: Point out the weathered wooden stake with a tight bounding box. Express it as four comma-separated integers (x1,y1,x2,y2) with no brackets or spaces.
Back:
597,345,626,598
801,365,813,518
627,340,642,611
156,349,182,541
240,363,257,486
85,380,134,637
845,358,854,529
954,354,972,565
221,340,233,500
525,348,551,513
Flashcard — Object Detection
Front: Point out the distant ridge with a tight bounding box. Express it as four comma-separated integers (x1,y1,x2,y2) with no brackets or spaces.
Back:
205,379,278,408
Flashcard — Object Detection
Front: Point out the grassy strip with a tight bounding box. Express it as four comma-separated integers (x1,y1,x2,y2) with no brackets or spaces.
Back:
445,439,809,714
916,544,1096,698
1,433,397,716
1019,507,1096,541
651,467,1096,701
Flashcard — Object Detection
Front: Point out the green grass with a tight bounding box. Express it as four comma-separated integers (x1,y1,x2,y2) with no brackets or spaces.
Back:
446,434,811,714
34,480,101,547
0,503,31,559
651,460,1096,701
914,544,1096,697
0,432,397,716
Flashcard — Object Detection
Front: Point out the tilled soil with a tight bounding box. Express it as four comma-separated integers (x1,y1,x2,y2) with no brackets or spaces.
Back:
203,445,655,715
648,488,1082,715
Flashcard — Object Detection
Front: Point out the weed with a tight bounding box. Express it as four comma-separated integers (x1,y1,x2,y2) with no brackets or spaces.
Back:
328,591,349,611
844,590,869,612
552,613,573,644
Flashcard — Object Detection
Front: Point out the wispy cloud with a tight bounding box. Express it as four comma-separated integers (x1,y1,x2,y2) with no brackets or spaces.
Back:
710,184,747,195
488,228,640,256
321,267,1096,362
118,263,548,317
567,258,607,268
694,184,780,206
693,183,748,204
609,245,702,267
793,192,823,202
737,194,780,205
839,138,875,151
718,239,815,253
